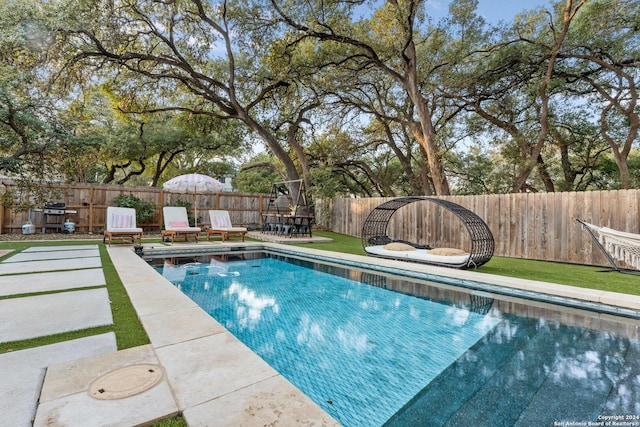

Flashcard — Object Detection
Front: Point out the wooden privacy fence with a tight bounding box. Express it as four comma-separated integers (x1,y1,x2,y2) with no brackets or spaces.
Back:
318,190,640,267
0,183,271,234
2,182,639,267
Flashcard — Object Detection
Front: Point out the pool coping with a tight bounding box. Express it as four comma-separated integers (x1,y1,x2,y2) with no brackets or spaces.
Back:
112,242,640,425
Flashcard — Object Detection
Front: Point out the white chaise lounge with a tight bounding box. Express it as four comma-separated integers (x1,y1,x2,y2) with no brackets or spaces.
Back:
206,210,248,242
103,207,143,246
162,206,201,244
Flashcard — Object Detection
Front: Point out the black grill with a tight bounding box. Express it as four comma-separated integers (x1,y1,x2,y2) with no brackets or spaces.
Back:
44,202,66,215
43,202,67,232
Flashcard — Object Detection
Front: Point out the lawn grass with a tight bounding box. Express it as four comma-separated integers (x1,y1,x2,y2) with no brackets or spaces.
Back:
152,415,188,427
296,231,640,296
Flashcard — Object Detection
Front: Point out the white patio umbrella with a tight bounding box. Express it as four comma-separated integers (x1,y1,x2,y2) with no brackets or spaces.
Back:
162,173,224,226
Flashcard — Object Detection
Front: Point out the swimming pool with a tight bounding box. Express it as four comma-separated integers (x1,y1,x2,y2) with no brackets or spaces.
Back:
148,250,640,426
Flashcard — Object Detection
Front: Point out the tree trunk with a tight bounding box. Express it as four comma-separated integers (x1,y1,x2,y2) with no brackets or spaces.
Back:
241,114,301,182
512,0,585,192
537,155,555,192
403,39,450,195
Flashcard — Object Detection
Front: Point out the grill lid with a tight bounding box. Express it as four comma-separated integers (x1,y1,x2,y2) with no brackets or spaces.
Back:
44,202,66,209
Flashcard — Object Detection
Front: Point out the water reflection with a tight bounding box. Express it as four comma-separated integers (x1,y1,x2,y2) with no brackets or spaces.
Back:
388,316,640,426
336,322,369,353
224,282,278,329
296,313,326,346
445,305,471,326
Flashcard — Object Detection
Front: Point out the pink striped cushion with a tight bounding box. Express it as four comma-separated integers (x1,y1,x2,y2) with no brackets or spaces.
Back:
212,215,231,228
111,213,133,228
169,221,189,228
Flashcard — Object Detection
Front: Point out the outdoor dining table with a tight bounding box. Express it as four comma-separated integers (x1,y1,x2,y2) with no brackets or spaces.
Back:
262,213,314,237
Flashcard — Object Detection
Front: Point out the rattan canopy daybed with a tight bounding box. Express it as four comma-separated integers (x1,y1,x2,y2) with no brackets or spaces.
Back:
361,197,495,269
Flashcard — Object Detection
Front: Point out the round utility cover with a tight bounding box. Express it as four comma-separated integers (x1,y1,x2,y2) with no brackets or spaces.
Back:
88,364,165,400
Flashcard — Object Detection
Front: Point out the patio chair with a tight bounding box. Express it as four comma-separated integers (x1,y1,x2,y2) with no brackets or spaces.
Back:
206,210,248,242
103,207,143,246
162,206,201,244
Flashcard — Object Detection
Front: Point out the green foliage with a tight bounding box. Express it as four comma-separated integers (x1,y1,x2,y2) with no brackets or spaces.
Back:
4,0,640,196
112,194,156,224
0,179,63,213
234,154,282,194
309,166,344,199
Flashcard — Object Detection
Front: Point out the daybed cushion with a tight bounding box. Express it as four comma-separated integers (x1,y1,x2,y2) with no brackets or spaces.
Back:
365,245,470,265
430,247,468,256
383,242,416,251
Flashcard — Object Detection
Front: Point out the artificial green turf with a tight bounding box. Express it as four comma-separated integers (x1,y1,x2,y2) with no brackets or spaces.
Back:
295,230,367,256
152,415,188,427
0,240,149,354
295,231,640,296
99,243,150,349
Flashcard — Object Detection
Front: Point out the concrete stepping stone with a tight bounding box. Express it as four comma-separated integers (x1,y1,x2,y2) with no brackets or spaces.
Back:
23,245,99,252
0,268,106,297
0,288,113,343
4,249,100,263
0,333,116,427
0,257,102,275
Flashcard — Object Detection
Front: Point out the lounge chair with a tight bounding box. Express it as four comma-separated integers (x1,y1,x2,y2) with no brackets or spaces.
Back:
206,210,248,242
162,206,201,244
103,207,143,246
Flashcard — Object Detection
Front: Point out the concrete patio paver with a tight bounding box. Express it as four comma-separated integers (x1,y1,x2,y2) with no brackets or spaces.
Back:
139,306,227,348
0,257,102,275
23,245,99,252
247,230,333,244
0,333,117,427
0,268,105,297
0,288,113,342
39,345,158,402
4,248,100,263
154,332,281,410
183,375,341,427
0,249,14,257
34,345,179,427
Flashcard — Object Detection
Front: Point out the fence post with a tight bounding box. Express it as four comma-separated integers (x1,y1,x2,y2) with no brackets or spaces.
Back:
158,189,164,232
0,182,5,234
89,186,94,233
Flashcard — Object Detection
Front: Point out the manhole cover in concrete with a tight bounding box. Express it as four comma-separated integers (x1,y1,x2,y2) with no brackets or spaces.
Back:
88,364,165,400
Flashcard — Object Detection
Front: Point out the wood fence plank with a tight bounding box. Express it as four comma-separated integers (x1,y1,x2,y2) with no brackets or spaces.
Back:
3,183,640,267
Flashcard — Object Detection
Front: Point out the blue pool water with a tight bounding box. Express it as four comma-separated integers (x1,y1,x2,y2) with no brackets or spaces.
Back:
152,251,640,426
